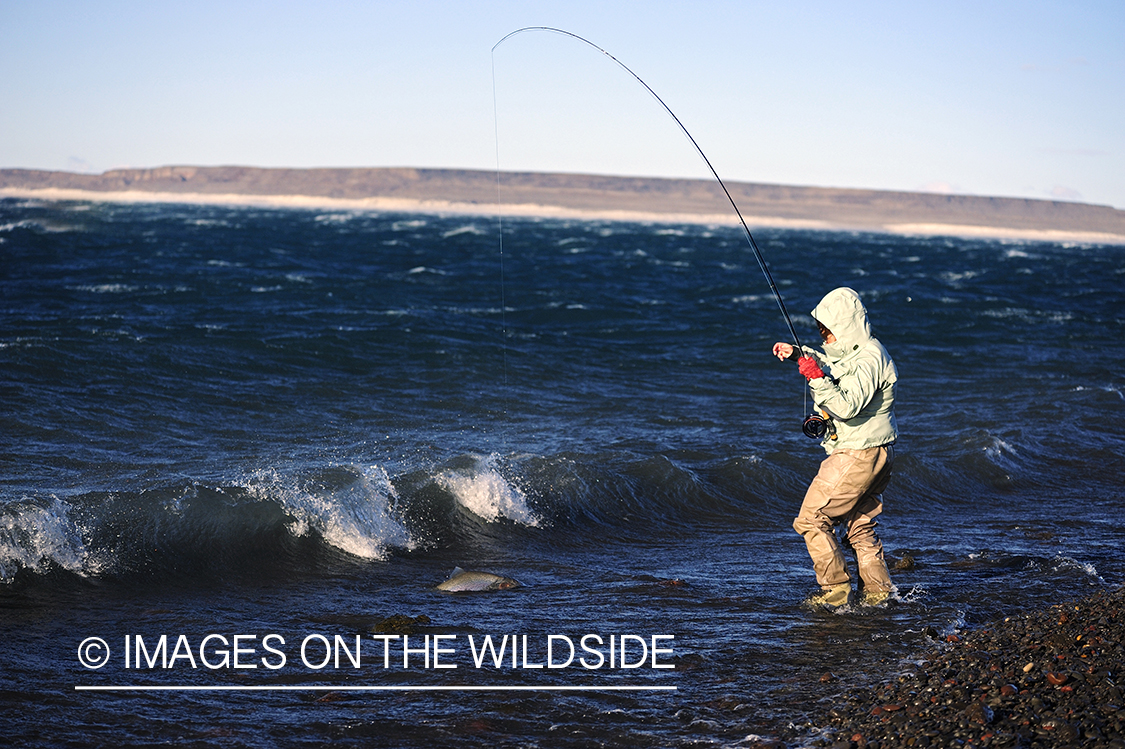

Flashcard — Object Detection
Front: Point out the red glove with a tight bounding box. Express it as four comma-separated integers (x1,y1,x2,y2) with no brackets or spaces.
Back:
798,356,825,381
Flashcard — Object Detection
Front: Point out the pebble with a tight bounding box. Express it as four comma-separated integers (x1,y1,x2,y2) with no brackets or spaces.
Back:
780,586,1125,748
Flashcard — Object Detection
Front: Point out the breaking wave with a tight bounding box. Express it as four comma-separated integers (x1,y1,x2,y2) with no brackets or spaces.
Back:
0,496,98,581
437,453,540,526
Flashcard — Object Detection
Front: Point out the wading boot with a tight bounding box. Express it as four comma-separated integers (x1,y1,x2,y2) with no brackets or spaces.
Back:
804,583,852,609
862,589,891,606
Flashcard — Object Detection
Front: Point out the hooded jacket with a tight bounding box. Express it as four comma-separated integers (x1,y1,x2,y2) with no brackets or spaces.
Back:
802,288,898,453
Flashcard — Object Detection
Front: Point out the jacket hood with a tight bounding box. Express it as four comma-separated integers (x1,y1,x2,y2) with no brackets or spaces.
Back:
811,287,872,357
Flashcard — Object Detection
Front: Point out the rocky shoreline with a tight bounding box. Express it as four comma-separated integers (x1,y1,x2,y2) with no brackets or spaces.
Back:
781,586,1125,749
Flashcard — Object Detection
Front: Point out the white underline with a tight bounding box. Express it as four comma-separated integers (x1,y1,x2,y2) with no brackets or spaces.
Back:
75,685,676,692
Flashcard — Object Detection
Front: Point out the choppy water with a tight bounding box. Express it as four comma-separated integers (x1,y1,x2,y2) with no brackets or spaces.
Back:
2,198,1123,747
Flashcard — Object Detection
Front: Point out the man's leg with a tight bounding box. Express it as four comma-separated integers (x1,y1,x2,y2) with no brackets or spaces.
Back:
844,496,893,594
844,446,895,599
793,447,887,589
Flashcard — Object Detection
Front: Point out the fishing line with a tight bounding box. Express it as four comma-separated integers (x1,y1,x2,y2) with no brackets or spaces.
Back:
491,59,510,427
491,26,803,351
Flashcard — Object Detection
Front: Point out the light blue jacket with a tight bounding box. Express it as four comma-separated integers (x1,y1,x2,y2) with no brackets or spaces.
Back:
802,288,898,453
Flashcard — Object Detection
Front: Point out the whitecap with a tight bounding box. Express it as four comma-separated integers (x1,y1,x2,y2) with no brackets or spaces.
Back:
0,497,93,582
245,465,413,560
0,219,80,233
71,284,139,294
314,212,355,223
441,224,486,239
939,270,980,284
437,454,540,527
1050,555,1104,583
981,435,1017,460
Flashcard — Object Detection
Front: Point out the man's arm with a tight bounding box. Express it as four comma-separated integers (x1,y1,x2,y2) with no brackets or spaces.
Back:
808,356,881,420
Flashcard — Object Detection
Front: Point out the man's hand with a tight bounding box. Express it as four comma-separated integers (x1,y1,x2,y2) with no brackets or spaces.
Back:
772,342,795,361
798,356,826,380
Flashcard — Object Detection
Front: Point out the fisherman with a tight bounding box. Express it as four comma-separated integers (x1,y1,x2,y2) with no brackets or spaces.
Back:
772,287,898,608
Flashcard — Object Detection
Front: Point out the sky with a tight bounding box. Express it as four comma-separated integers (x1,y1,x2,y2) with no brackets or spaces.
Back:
2,1,1122,207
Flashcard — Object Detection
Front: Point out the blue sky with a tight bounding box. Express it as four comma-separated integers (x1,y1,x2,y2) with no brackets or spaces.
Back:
2,1,1122,207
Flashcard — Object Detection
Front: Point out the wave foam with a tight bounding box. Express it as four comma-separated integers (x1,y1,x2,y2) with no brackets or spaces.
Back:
1050,555,1103,583
441,224,487,238
438,454,540,526
70,283,139,294
0,497,94,582
246,465,414,560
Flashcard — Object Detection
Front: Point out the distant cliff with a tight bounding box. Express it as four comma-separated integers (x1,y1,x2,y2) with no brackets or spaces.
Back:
3,165,1124,238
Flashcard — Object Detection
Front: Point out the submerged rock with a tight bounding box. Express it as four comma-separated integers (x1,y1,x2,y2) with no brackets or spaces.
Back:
369,613,432,634
891,553,916,571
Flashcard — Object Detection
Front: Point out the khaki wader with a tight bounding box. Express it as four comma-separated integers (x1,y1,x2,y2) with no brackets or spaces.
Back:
792,444,895,594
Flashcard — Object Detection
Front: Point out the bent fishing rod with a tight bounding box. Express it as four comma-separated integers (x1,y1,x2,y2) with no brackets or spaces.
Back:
492,26,803,351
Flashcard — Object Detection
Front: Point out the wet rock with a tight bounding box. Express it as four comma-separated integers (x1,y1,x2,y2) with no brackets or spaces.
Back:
964,701,993,725
778,586,1125,749
891,553,916,571
1040,718,1079,742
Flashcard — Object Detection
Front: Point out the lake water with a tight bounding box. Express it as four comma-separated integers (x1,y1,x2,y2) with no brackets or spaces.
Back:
2,198,1122,746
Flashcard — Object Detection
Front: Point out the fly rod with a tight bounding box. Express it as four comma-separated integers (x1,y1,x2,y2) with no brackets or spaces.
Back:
493,26,803,350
